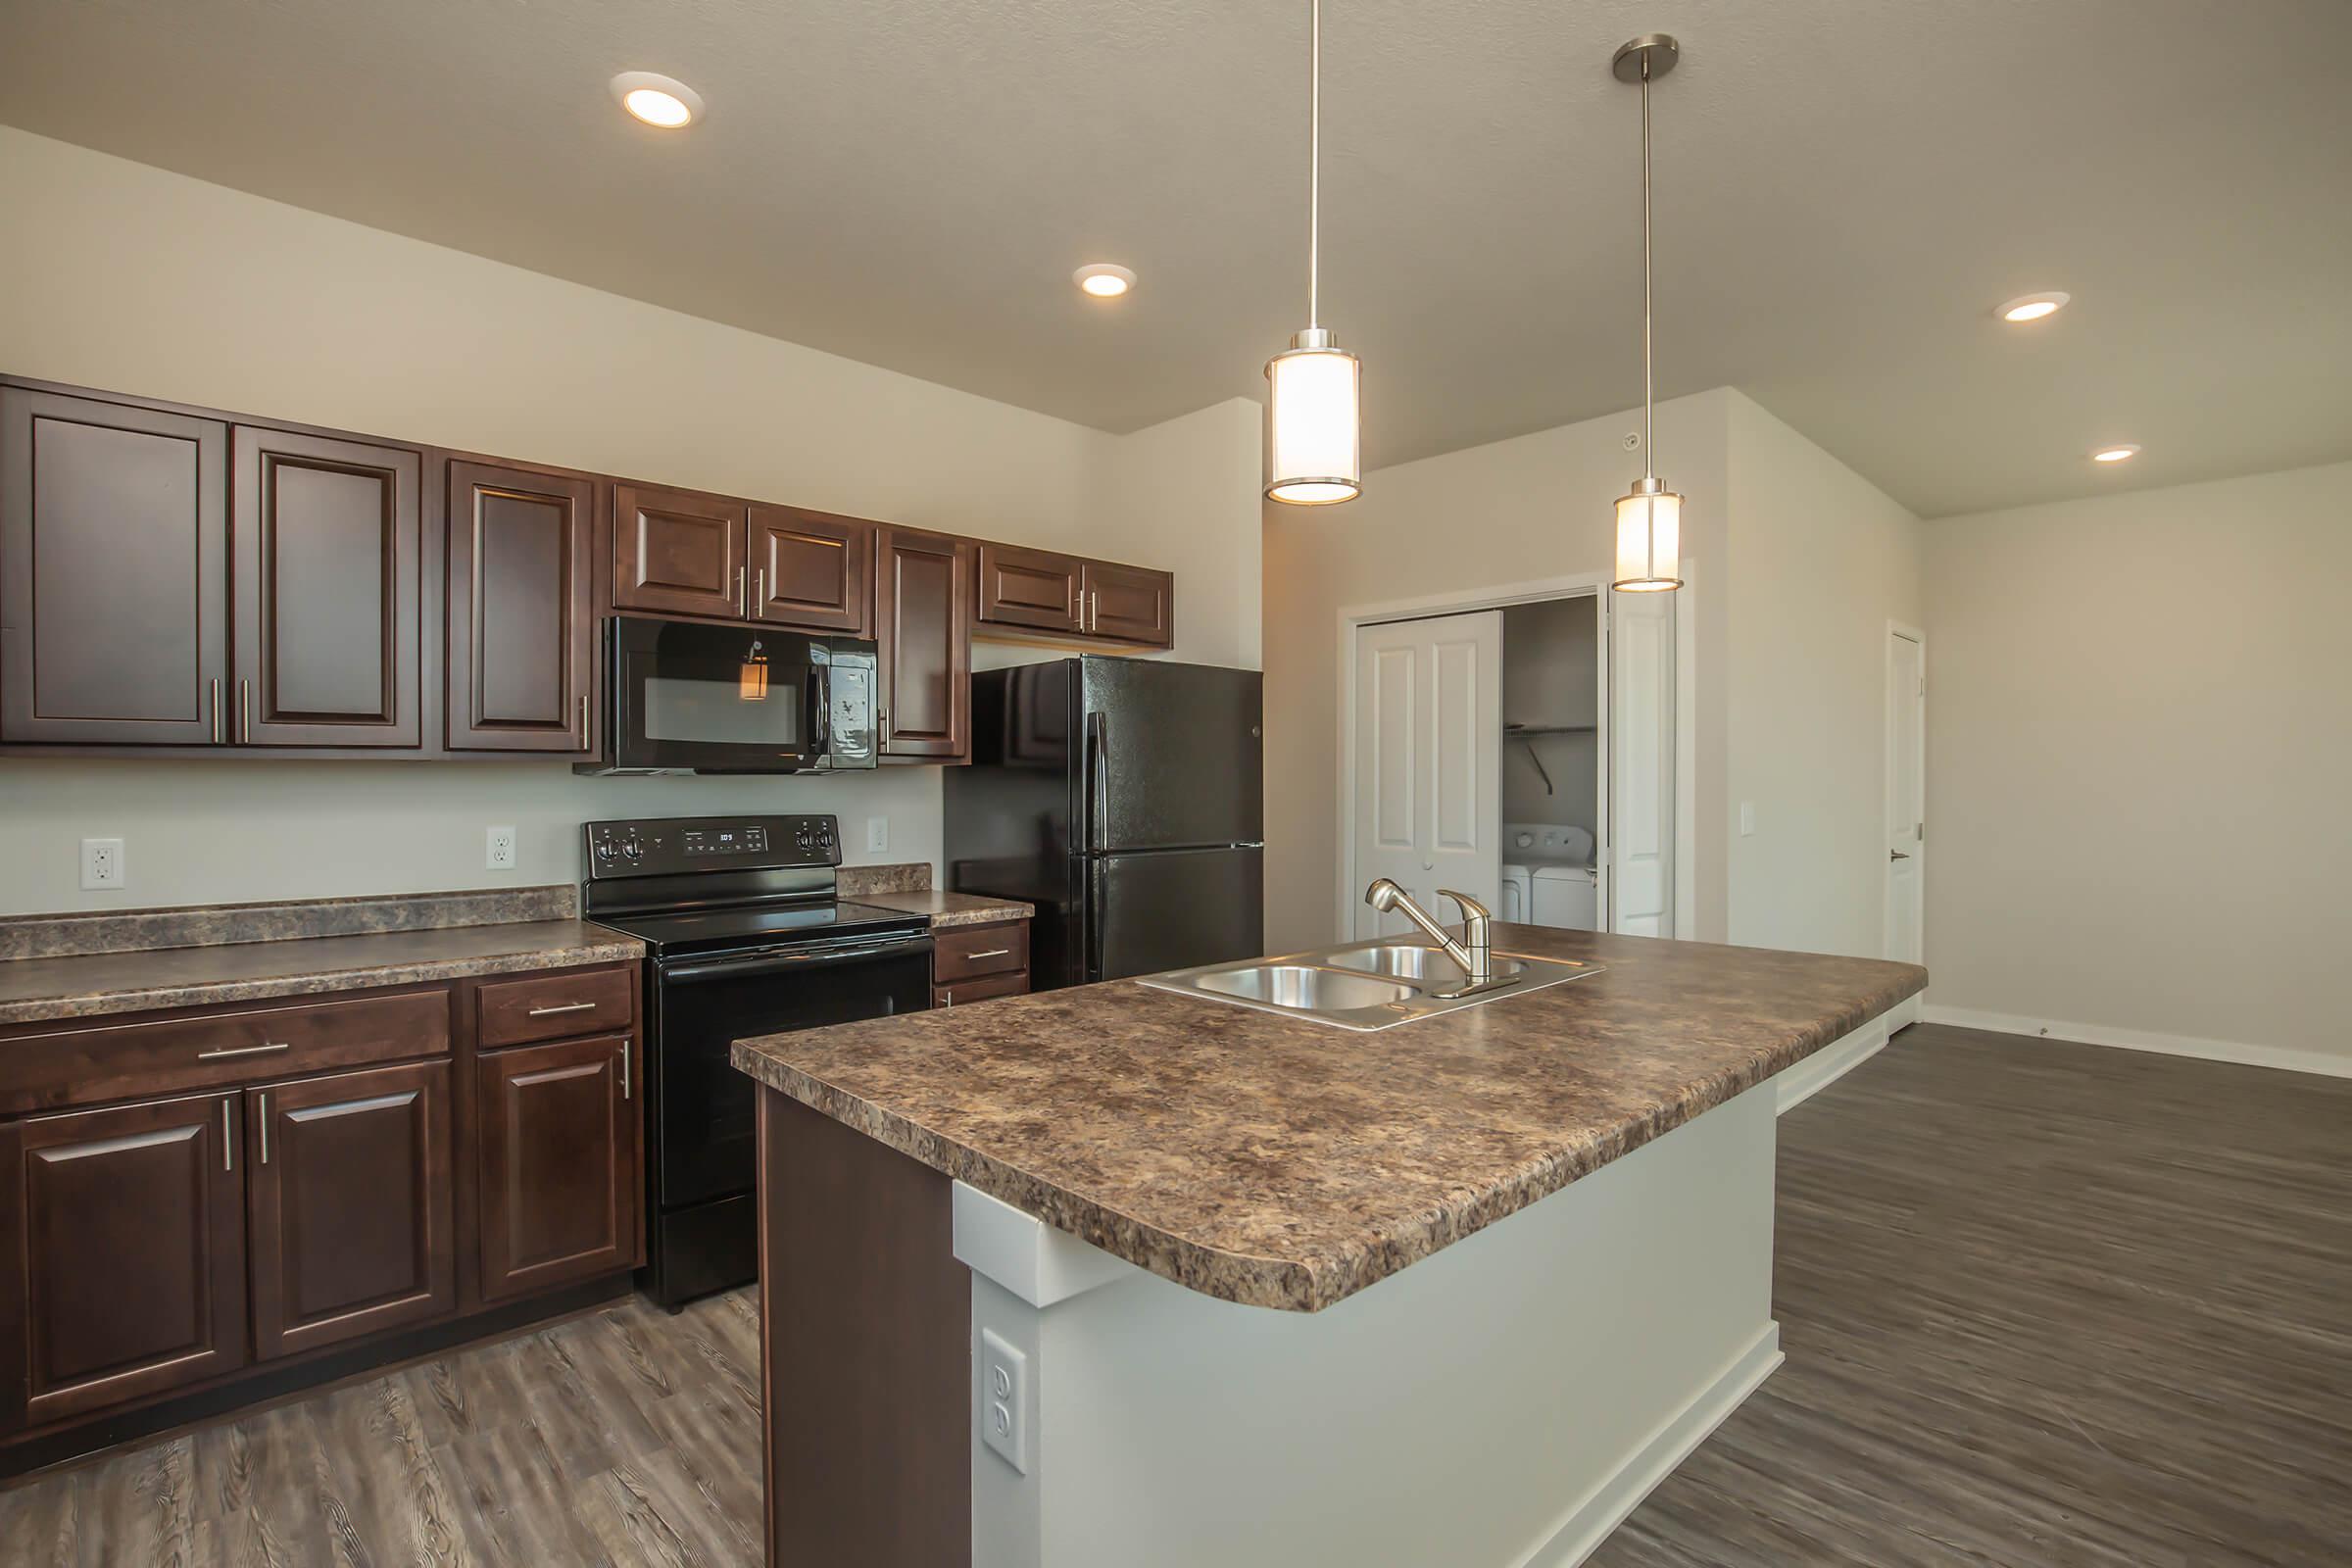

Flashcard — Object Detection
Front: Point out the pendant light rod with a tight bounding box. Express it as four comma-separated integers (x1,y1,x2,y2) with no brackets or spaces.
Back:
1610,33,1683,593
1640,55,1653,479
1308,0,1322,328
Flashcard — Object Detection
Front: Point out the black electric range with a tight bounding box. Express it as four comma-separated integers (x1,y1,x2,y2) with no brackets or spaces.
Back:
583,813,933,1311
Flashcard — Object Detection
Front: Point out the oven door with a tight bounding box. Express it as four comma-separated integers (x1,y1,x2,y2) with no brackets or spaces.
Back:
602,615,836,773
651,931,933,1211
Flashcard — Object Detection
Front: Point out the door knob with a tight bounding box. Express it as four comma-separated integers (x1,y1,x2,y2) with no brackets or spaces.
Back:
1889,851,1911,861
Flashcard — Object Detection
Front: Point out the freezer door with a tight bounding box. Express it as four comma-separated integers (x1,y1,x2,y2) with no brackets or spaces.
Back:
1081,660,1262,852
1089,847,1265,982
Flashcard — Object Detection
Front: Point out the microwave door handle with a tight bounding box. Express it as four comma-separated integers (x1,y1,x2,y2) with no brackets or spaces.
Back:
809,661,832,761
661,938,931,984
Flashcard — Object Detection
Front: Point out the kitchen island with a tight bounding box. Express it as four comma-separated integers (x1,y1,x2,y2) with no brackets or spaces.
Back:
732,923,1924,1568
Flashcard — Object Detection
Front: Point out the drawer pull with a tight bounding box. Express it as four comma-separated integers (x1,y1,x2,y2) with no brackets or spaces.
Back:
526,1002,601,1018
196,1040,293,1061
963,948,1013,960
221,1100,233,1172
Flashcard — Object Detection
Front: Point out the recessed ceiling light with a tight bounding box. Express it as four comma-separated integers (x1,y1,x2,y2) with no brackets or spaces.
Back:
1995,291,2071,323
611,72,704,129
1073,264,1136,299
2090,444,2141,464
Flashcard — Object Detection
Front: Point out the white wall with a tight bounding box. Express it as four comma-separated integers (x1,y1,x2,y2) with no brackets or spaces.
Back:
1500,598,1598,833
0,127,1261,914
1261,389,1733,955
1924,461,2352,1068
1723,394,1925,957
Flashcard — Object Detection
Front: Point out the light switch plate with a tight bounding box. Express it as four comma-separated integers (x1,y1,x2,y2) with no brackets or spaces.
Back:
1738,802,1757,838
865,816,889,854
79,838,125,891
979,1328,1029,1474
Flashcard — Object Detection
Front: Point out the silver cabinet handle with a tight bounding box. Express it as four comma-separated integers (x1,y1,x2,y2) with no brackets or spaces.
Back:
964,949,1013,960
221,1100,233,1172
737,565,748,617
238,677,251,743
576,694,589,751
259,1092,270,1165
940,989,954,1007
619,1040,631,1100
527,1001,599,1017
210,677,222,744
753,565,765,619
197,1040,292,1061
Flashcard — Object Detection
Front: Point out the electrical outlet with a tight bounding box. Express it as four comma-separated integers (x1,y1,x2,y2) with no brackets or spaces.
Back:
979,1329,1029,1474
486,825,518,870
79,838,125,891
865,816,889,854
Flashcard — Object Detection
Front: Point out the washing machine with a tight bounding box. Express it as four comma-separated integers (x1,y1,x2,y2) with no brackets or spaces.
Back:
1498,862,1534,922
1532,864,1598,931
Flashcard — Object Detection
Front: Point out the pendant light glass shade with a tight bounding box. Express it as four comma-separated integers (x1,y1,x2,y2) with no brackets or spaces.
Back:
1613,484,1683,591
1266,330,1361,504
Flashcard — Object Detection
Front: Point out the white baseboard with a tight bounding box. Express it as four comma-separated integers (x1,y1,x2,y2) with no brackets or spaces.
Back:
1920,1004,2351,1080
1515,1324,1784,1568
1773,1019,1891,1115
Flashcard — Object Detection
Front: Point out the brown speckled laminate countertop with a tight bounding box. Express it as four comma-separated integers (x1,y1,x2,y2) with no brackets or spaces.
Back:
0,920,644,1026
732,924,1925,1312
854,890,1033,928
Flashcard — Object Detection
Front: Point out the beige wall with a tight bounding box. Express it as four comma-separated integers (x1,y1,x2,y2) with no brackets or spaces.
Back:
1261,390,1733,954
1924,461,2351,1066
1723,394,1925,956
0,127,1261,914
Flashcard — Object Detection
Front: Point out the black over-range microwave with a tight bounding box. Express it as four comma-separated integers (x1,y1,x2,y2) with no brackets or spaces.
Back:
576,615,879,775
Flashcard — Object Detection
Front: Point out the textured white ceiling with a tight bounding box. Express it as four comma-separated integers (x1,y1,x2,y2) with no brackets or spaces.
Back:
3,0,2348,516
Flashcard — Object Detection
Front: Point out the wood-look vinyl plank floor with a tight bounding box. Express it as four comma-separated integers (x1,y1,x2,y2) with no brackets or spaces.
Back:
3,1022,2344,1566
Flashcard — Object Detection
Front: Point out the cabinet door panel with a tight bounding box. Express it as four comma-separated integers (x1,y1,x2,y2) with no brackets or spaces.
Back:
12,1093,245,1427
232,426,421,747
748,505,873,634
976,542,1083,635
875,526,972,760
612,484,746,619
476,1035,641,1301
1083,561,1174,648
0,389,228,745
246,1061,455,1361
446,462,596,753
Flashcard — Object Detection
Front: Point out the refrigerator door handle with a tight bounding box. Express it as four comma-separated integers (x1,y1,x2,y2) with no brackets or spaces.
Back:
1084,710,1108,854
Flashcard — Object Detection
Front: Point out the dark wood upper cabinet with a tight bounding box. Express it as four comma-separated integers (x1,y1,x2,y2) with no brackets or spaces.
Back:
232,426,421,749
612,483,746,620
445,461,596,754
244,1060,456,1362
975,542,1084,635
475,1035,641,1303
0,389,229,746
748,504,873,635
1083,561,1175,648
874,525,973,760
8,1093,247,1428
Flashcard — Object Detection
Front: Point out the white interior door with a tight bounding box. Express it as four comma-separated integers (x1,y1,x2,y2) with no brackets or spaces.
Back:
1885,627,1926,1026
1351,612,1503,942
1607,590,1676,936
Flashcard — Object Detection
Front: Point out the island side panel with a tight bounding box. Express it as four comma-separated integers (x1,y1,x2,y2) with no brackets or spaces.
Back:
758,1087,971,1567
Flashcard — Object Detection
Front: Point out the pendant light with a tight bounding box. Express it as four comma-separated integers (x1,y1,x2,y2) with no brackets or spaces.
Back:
1610,33,1684,592
1264,0,1361,505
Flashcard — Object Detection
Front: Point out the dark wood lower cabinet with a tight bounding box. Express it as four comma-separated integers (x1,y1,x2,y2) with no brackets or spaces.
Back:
8,1093,247,1429
476,1034,642,1302
245,1060,456,1361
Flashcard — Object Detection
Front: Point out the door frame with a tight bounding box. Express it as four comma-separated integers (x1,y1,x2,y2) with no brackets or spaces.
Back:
1883,619,1927,1027
1334,570,1697,943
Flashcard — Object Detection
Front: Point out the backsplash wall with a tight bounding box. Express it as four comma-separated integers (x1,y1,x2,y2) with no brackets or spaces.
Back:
0,760,945,916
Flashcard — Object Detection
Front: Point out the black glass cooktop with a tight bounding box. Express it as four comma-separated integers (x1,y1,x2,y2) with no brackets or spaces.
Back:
590,898,930,957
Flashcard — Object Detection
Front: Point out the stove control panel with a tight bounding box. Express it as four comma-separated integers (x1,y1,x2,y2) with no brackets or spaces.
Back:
584,814,840,878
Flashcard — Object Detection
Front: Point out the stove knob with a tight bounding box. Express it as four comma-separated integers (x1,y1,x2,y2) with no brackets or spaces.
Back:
595,839,614,859
621,833,644,862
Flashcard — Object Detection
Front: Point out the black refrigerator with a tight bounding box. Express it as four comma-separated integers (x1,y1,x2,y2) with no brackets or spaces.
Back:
945,658,1263,990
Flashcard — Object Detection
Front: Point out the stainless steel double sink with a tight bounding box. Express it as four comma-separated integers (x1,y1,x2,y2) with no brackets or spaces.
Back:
1140,938,1604,1031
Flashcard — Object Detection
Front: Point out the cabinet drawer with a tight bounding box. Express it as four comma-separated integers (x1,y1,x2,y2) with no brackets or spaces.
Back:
934,970,1028,1009
0,989,451,1115
932,923,1028,984
475,965,637,1050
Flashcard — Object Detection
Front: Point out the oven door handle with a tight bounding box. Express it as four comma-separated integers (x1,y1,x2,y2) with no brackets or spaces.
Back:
660,937,932,984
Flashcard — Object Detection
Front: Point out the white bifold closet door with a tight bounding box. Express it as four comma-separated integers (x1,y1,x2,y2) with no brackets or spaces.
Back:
1351,611,1503,943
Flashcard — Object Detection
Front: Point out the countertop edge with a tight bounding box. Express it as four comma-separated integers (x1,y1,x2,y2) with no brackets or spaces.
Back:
0,936,647,1026
732,964,1927,1312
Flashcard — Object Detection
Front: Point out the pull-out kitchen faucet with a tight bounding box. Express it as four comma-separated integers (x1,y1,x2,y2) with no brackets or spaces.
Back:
1362,880,1515,998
